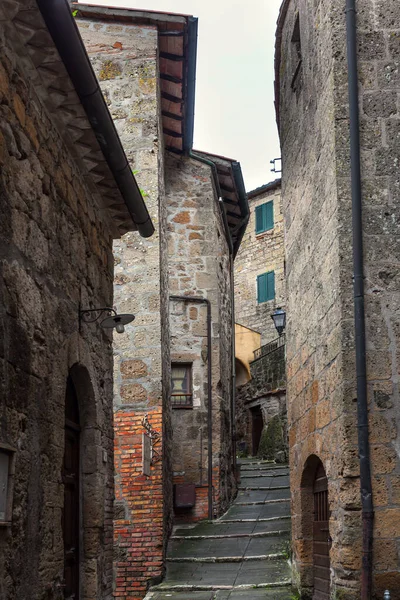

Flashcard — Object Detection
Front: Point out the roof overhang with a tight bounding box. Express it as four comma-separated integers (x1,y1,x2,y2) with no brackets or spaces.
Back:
3,0,154,238
247,179,281,200
74,3,198,155
193,151,249,258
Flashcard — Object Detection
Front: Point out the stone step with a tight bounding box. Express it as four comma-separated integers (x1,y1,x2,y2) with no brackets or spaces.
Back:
239,475,289,488
236,488,290,503
158,556,291,588
168,533,288,560
145,589,292,599
172,518,291,539
235,498,289,507
221,501,291,521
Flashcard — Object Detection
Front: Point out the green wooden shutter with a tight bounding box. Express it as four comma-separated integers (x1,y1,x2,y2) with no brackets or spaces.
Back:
257,273,267,303
266,271,275,301
255,202,274,234
255,205,264,234
266,201,274,230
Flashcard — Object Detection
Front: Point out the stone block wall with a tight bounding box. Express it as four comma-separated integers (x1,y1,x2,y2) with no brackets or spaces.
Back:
277,0,400,597
234,183,285,345
236,347,287,459
78,19,172,600
166,153,235,520
0,31,116,600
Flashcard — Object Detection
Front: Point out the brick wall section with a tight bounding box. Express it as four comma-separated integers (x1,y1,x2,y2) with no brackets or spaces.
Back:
234,184,285,344
78,19,172,600
114,410,163,600
278,0,400,597
0,28,116,600
166,153,235,519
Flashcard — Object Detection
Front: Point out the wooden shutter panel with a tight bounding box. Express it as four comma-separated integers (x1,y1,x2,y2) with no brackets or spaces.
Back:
266,271,275,301
266,201,274,230
257,273,267,303
255,205,264,234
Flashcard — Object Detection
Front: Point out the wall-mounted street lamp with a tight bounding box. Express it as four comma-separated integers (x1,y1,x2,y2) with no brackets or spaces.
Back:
271,307,286,337
79,307,135,334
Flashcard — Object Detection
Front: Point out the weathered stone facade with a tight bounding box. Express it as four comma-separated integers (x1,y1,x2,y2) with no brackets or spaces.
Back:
0,4,148,598
276,0,400,597
78,7,248,598
167,153,235,519
235,180,285,345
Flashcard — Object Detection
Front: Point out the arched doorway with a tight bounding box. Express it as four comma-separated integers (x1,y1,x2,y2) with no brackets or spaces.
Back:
312,461,330,599
63,375,81,599
298,455,331,599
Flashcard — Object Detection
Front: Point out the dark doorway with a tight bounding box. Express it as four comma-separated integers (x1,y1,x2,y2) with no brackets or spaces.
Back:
313,462,330,599
63,376,81,599
251,407,263,456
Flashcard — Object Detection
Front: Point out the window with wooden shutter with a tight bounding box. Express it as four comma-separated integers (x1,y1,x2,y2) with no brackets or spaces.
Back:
171,364,193,408
257,271,275,303
255,201,274,234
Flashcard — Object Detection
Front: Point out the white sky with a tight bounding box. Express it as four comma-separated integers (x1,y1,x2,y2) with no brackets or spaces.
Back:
80,0,283,192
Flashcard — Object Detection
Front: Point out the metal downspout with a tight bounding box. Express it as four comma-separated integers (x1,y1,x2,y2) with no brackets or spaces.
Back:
345,2,374,597
169,295,213,521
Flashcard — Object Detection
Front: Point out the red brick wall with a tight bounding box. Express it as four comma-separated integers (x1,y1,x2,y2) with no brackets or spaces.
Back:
114,409,164,600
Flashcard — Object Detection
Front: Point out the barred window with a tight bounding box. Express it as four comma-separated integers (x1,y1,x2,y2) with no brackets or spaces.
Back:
171,364,192,408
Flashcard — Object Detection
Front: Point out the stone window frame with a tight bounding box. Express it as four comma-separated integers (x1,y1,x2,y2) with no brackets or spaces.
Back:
171,363,193,408
0,442,16,526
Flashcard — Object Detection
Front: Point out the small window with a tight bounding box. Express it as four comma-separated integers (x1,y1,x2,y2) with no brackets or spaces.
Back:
255,201,274,234
0,445,15,525
257,271,275,303
171,364,193,408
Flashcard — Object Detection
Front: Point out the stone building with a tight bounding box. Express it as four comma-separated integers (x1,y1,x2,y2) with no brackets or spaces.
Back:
235,179,285,345
76,6,249,599
234,180,287,458
0,2,152,599
276,0,400,598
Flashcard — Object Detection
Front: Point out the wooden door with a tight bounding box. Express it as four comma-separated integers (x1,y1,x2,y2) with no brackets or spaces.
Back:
313,463,330,599
63,377,80,599
251,407,263,456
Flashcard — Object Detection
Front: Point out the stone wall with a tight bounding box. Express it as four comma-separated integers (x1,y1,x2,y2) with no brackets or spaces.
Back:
277,0,400,597
78,19,171,600
0,32,116,600
166,153,235,520
234,183,285,345
236,347,287,460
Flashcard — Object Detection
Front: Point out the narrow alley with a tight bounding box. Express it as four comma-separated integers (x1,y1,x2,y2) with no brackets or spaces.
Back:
145,460,291,599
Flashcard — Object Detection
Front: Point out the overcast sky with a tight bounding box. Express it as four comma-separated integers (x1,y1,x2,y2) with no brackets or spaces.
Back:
81,0,283,192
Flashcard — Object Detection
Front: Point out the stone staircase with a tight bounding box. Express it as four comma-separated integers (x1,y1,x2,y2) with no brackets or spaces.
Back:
145,459,292,599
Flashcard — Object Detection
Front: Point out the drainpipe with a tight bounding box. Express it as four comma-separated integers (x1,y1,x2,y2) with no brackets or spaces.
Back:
345,2,373,598
169,295,213,520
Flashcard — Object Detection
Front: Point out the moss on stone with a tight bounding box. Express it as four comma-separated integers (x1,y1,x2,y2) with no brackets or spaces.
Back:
257,414,287,462
99,59,121,81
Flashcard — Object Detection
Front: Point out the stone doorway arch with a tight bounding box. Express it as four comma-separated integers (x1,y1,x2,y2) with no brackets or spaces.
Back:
298,455,331,599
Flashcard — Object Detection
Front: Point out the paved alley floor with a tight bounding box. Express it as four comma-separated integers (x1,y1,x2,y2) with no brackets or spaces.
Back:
145,459,292,599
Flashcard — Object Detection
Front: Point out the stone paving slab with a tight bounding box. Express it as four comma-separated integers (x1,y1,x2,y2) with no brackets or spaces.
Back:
216,588,292,599
165,562,239,586
266,488,290,500
173,522,257,537
236,490,269,503
245,535,287,557
169,537,250,559
252,519,291,534
221,502,290,521
239,475,289,488
234,558,290,585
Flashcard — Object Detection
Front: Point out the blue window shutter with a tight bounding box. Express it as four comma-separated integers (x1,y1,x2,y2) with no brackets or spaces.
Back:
255,205,264,234
266,271,275,301
257,273,267,303
266,201,274,230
